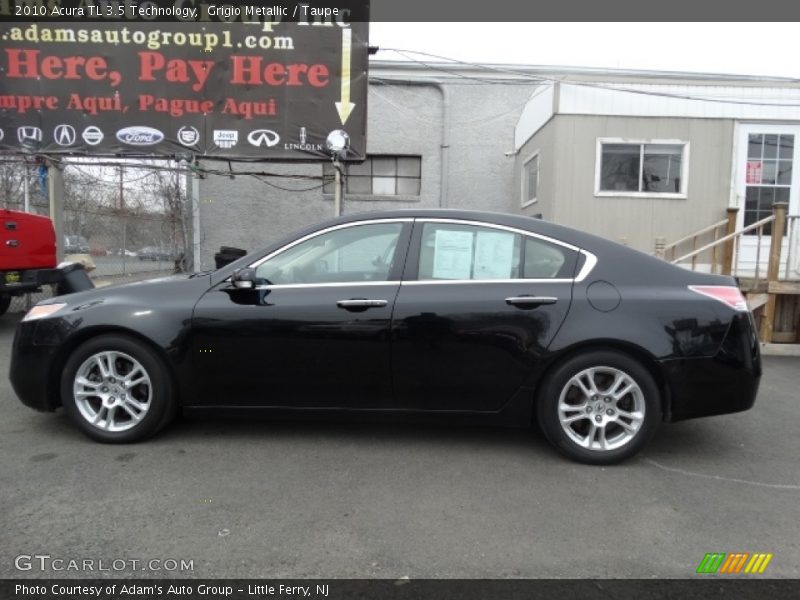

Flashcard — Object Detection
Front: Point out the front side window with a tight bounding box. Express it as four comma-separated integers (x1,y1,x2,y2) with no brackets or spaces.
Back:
598,141,687,196
323,156,422,196
418,223,575,281
256,223,403,285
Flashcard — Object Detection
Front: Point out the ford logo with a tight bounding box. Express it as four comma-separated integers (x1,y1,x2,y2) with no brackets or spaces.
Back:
116,126,164,146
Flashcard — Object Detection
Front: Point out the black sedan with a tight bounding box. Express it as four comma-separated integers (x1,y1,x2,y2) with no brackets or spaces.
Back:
10,210,761,464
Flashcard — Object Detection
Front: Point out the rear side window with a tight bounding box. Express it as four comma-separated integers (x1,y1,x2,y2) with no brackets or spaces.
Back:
418,223,577,281
523,236,574,279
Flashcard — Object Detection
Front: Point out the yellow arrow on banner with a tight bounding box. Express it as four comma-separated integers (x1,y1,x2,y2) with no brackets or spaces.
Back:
335,28,355,125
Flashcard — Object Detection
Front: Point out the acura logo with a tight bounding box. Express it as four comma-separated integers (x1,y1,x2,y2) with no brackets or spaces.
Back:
247,129,280,148
17,126,42,144
116,126,164,146
54,124,76,146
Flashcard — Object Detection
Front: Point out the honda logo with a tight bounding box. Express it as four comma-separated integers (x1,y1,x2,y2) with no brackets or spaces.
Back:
247,129,280,148
17,126,42,145
54,124,76,146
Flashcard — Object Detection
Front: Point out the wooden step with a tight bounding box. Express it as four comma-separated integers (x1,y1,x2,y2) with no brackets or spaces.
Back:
768,281,800,294
747,293,769,311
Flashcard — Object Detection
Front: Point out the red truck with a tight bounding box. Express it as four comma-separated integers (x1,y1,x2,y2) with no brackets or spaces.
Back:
0,209,92,315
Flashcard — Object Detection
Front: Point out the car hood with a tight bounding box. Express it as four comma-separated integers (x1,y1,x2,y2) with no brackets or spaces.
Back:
42,273,213,308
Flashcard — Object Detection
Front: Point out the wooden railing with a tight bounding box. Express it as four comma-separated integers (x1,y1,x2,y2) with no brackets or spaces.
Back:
672,213,777,284
654,208,738,275
657,202,793,343
784,215,799,280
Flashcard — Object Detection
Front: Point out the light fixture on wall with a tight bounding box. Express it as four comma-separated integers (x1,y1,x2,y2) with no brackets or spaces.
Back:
326,130,350,159
325,130,350,218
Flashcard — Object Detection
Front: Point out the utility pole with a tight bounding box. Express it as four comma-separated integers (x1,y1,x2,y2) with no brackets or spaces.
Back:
48,160,64,262
333,159,343,217
119,165,127,275
23,160,30,212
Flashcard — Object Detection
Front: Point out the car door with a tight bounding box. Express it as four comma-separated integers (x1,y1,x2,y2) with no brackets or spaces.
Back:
190,219,412,408
390,219,578,412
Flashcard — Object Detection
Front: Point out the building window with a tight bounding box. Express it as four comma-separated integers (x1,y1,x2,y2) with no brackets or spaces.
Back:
596,140,688,197
744,133,793,235
522,152,539,207
323,155,421,196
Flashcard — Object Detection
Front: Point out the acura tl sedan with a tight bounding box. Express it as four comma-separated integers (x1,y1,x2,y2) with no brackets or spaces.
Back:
10,210,761,464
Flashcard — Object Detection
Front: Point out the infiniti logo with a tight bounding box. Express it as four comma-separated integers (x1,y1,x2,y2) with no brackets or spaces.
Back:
54,124,76,146
116,126,164,146
247,129,280,148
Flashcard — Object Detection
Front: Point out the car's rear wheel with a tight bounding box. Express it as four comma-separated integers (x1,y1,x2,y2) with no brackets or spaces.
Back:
61,335,176,442
537,350,660,464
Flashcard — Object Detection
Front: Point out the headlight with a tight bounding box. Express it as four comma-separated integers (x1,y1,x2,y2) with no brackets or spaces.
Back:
23,303,67,322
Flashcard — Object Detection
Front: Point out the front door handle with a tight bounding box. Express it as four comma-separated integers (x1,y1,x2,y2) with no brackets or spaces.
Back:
505,296,558,308
336,299,389,311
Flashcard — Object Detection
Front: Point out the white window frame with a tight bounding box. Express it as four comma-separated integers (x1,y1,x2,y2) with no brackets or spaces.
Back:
521,150,540,208
594,138,690,199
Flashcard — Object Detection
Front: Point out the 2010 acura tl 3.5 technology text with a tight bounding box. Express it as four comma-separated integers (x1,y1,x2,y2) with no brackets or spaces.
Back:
10,210,761,464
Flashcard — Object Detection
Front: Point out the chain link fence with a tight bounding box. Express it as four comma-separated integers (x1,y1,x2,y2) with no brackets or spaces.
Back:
1,157,189,314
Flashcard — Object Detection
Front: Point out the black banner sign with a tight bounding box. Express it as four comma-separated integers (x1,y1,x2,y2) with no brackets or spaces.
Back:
0,8,369,160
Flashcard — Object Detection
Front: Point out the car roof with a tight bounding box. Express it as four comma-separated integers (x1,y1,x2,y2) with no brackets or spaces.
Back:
326,208,625,255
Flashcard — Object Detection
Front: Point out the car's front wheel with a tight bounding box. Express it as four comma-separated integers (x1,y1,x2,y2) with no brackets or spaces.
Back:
61,334,177,442
537,350,660,464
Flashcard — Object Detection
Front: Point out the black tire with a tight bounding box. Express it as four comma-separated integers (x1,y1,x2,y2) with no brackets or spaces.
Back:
536,350,660,465
60,334,177,443
0,294,11,316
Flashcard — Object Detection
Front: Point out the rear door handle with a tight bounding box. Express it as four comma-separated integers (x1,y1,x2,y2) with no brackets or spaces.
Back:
505,296,558,308
336,299,389,310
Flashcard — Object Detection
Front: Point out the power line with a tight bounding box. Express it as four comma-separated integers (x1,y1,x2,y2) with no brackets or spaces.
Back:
380,48,800,108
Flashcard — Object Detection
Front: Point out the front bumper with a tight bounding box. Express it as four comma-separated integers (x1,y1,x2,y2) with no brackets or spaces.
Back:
661,313,761,422
10,320,62,411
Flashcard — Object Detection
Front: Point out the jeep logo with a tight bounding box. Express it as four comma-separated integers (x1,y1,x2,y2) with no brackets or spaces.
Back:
116,127,164,146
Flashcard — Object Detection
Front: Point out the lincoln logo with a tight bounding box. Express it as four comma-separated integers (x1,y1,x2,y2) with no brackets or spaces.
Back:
247,129,280,147
116,127,164,146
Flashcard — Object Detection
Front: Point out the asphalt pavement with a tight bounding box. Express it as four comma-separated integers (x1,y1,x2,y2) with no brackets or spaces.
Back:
0,313,798,579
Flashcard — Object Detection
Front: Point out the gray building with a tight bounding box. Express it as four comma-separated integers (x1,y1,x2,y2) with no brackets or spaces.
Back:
195,61,536,268
196,62,800,278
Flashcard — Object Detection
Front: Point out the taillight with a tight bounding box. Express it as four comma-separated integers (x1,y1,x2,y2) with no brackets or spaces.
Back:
688,285,748,311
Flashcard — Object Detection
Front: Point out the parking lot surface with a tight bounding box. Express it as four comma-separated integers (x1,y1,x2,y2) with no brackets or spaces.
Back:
0,313,798,579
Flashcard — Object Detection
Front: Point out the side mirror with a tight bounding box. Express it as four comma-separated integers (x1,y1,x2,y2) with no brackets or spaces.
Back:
231,267,257,289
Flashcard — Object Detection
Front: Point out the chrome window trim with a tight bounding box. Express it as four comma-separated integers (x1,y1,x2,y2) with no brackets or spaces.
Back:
416,218,580,252
239,216,599,289
249,218,413,269
575,250,598,282
254,281,401,291
402,279,572,286
414,218,599,284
